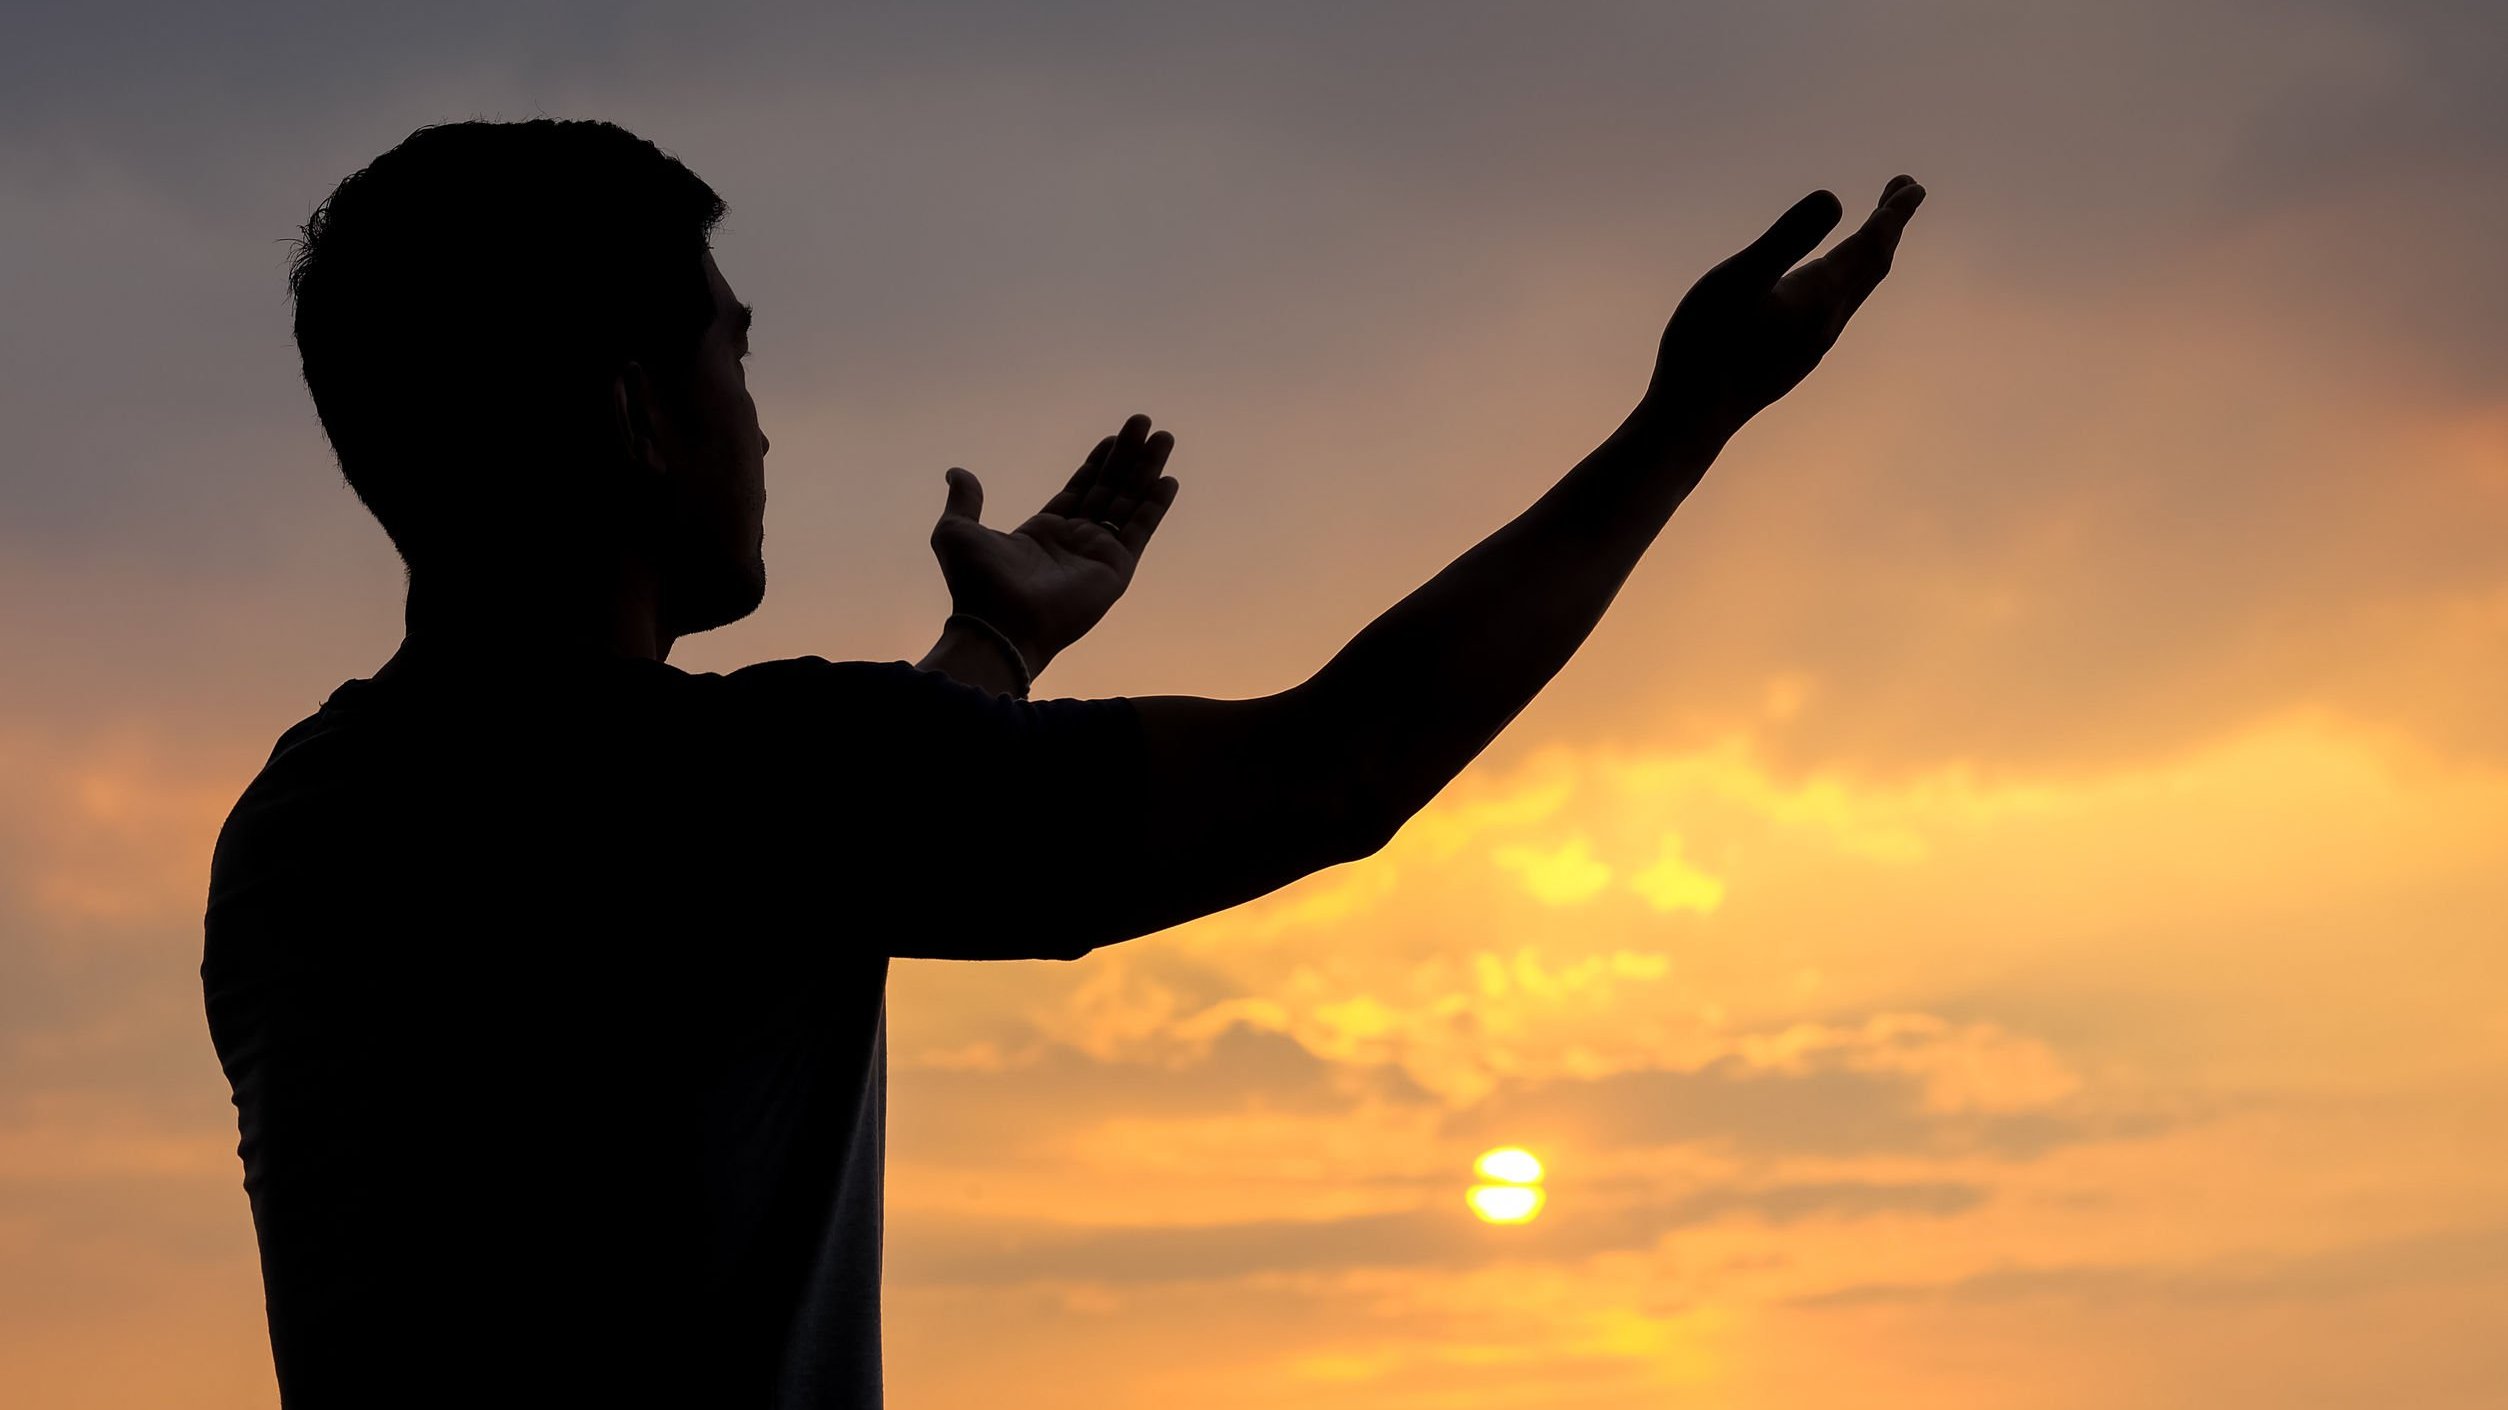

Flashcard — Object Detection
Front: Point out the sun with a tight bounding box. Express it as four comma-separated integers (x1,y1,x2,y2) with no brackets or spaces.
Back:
1475,1147,1544,1184
1467,1146,1547,1224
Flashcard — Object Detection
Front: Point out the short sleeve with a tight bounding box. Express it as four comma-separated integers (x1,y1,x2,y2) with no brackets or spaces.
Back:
716,656,1152,961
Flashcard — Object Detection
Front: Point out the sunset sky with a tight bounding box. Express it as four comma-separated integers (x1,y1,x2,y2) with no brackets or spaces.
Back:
6,1,2507,1405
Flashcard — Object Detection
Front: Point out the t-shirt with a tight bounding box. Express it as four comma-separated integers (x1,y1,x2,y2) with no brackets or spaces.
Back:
201,649,1151,1408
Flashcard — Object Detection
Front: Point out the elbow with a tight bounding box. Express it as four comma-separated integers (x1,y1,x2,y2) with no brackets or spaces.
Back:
1278,762,1397,869
1275,683,1410,865
1328,776,1410,865
1324,813,1392,868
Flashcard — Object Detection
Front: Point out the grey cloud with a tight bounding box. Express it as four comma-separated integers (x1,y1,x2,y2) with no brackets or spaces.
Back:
892,1177,1984,1287
1796,1222,2508,1309
891,1021,1435,1162
1444,1055,2165,1160
1662,1178,1985,1228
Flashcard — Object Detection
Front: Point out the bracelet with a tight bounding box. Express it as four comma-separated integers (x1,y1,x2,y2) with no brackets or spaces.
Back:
945,612,1033,698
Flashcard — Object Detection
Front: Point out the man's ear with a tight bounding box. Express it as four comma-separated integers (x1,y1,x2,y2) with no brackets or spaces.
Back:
609,361,670,483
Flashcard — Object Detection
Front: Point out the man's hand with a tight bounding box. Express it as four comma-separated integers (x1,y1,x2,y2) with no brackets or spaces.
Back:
922,413,1180,687
1643,176,1926,447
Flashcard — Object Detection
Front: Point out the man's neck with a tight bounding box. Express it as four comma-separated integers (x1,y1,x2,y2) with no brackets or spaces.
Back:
390,564,672,679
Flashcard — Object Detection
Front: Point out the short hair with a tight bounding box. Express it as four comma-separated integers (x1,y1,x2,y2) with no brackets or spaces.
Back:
285,119,729,569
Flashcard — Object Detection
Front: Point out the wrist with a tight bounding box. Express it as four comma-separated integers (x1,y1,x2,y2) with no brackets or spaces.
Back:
955,610,1055,679
922,614,1041,698
1624,391,1735,462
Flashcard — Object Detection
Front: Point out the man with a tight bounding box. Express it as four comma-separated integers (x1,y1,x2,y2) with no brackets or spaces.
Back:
204,118,1924,1406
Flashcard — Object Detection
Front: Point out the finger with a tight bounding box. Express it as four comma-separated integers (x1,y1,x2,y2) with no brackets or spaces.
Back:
1117,476,1180,557
1080,414,1155,519
1129,429,1175,492
1821,176,1927,324
1706,189,1844,298
1095,430,1176,527
1830,175,1925,292
1042,435,1118,516
938,466,983,525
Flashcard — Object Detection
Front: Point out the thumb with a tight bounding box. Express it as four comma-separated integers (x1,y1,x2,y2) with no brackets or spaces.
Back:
938,466,983,525
1710,189,1844,297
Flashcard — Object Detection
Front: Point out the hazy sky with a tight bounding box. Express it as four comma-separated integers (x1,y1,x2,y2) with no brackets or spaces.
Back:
6,2,2506,1406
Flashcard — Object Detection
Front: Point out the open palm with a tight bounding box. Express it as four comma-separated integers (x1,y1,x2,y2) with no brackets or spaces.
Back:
929,413,1181,670
1649,175,1926,443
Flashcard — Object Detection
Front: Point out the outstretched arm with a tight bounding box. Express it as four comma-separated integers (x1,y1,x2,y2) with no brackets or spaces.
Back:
918,418,1180,696
1112,178,1928,942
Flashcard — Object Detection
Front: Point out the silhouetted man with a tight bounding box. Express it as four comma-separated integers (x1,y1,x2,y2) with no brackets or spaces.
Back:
203,118,1923,1407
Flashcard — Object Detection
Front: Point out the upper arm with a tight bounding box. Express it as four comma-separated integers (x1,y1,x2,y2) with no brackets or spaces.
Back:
1122,687,1388,940
722,657,1143,953
724,658,1381,961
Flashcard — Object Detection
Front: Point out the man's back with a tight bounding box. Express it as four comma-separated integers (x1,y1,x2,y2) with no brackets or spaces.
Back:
203,647,1147,1406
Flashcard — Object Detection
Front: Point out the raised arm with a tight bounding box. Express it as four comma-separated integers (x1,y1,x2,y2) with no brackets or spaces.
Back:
1116,178,1926,941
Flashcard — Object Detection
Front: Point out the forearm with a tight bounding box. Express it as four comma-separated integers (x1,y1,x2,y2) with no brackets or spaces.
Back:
1300,397,1728,832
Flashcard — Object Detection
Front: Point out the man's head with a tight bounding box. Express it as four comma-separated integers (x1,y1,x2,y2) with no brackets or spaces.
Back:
288,119,769,639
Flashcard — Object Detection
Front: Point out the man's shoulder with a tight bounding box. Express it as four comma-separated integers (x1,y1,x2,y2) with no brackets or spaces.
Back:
714,655,926,692
711,655,1027,720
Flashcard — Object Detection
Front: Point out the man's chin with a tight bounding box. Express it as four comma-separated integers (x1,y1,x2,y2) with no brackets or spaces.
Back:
665,564,767,638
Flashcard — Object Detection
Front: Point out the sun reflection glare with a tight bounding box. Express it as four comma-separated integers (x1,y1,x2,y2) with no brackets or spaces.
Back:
1466,1184,1547,1223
